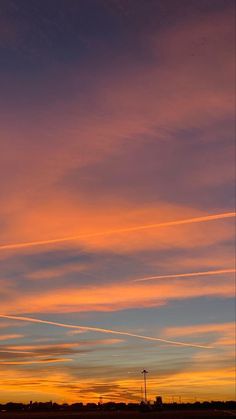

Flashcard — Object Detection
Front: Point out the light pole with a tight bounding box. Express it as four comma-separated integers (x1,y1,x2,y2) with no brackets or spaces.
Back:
141,369,148,403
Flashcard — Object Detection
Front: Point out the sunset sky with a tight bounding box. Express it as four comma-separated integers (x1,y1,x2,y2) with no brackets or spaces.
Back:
0,0,235,404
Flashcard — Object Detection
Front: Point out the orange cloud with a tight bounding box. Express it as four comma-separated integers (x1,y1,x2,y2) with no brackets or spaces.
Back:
0,211,234,252
163,322,235,339
163,322,235,350
0,365,233,403
0,359,72,365
7,339,123,352
0,204,234,260
0,9,234,260
0,334,24,341
0,270,233,315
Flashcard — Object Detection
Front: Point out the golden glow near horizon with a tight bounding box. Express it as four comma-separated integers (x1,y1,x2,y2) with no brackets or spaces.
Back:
0,0,235,404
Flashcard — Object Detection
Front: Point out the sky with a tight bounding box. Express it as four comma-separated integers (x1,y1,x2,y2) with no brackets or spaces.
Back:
0,0,235,404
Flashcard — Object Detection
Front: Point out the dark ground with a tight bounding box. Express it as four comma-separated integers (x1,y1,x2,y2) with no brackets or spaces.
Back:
0,411,236,419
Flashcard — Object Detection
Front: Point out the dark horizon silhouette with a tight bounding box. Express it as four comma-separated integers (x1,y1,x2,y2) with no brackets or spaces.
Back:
1,400,236,412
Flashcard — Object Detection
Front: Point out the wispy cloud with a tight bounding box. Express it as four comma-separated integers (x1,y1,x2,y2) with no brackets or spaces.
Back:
0,358,72,365
0,334,24,341
0,271,233,314
163,322,235,338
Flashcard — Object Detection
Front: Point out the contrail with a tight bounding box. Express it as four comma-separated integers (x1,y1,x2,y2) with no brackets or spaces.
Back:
133,268,236,283
0,314,213,349
0,211,234,252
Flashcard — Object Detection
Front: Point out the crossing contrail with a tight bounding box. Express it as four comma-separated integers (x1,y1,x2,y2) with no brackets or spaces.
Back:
0,314,213,349
0,211,234,252
133,268,236,282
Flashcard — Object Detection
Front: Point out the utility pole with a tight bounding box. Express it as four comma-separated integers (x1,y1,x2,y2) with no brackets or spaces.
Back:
141,386,144,402
141,369,148,403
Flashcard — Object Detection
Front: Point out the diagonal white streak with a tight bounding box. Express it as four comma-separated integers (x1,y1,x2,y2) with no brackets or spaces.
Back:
133,268,236,282
0,314,213,349
0,211,234,252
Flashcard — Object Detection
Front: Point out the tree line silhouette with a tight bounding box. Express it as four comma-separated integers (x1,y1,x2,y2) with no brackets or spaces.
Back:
0,400,235,413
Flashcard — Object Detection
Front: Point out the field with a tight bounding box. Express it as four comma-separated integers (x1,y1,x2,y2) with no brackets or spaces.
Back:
0,411,235,419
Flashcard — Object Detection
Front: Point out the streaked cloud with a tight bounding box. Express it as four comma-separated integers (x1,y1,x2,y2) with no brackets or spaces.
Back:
0,269,234,314
163,322,235,339
0,359,72,365
0,334,24,341
0,211,234,252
